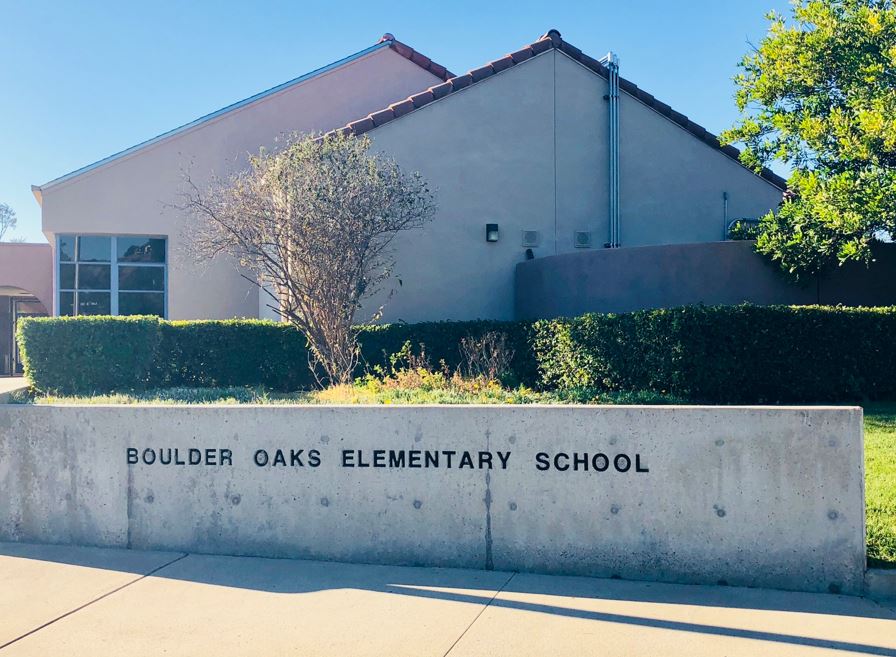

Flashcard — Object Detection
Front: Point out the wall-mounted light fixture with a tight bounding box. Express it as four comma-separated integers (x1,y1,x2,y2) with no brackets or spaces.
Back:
485,223,499,243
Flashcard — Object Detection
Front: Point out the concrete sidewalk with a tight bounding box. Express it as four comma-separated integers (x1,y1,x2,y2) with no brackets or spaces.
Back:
0,543,894,656
0,377,26,402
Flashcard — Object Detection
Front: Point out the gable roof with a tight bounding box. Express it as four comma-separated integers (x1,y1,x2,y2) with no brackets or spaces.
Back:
32,35,452,202
332,29,787,191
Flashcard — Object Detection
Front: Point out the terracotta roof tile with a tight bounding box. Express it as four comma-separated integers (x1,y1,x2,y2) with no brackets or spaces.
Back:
579,53,607,74
544,29,563,46
390,99,415,118
369,108,394,126
389,40,413,59
429,62,448,79
469,65,494,82
491,55,514,73
378,33,454,81
652,99,672,115
429,81,453,100
337,30,787,190
530,38,553,55
559,41,582,60
509,48,534,64
450,73,473,90
348,117,375,134
410,90,434,108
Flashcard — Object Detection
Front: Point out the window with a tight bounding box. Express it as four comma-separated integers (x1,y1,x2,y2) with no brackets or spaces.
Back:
57,235,167,317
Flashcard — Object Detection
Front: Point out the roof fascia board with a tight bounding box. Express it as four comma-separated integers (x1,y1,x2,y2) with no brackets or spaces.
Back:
37,40,394,192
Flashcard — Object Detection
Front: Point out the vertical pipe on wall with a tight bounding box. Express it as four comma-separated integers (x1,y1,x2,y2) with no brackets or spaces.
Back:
722,191,729,240
602,52,620,248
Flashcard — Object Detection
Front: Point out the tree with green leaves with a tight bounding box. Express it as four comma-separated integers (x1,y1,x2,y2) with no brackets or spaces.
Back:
721,0,896,277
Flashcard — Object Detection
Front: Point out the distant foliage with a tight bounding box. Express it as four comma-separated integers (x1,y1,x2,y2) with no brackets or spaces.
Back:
0,203,16,241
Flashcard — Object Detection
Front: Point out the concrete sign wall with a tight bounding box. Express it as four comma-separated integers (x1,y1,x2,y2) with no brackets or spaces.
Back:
0,405,865,594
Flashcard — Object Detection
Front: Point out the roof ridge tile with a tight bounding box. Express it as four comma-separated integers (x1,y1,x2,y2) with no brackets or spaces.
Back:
381,34,454,81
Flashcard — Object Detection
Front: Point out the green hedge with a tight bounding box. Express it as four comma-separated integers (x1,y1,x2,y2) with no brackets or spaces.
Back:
18,305,896,401
533,304,896,403
17,316,163,394
17,316,537,395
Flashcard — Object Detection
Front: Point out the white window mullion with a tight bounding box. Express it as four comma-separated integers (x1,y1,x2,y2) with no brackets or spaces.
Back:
110,236,119,316
54,234,60,316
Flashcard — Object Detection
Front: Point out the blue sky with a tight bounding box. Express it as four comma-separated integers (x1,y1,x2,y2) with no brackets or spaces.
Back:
1,0,790,243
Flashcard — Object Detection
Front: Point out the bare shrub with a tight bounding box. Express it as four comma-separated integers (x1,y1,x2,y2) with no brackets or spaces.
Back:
179,133,435,385
459,331,515,381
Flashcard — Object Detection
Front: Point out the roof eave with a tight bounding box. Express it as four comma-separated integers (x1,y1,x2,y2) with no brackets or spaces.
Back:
334,29,788,192
38,35,452,193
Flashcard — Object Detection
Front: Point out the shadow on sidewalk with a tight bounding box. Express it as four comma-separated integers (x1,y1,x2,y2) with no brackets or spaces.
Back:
2,541,895,656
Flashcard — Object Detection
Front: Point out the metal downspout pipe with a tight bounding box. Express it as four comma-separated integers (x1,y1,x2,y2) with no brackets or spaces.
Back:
601,52,620,248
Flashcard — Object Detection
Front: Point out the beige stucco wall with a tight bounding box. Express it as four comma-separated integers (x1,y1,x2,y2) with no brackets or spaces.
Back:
366,51,784,322
0,243,53,311
38,47,442,319
39,47,784,323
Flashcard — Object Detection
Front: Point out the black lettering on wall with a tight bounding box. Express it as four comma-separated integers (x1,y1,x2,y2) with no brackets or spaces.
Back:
220,449,233,466
554,453,569,471
497,451,511,469
342,450,354,467
127,448,138,465
254,449,269,467
535,452,550,471
636,454,649,472
308,449,321,467
614,454,631,472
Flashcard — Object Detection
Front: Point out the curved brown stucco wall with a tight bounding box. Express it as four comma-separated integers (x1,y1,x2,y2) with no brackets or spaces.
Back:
514,240,896,319
0,243,52,311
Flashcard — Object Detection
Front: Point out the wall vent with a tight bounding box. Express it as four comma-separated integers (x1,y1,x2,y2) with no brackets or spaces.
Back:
574,231,593,248
521,230,540,247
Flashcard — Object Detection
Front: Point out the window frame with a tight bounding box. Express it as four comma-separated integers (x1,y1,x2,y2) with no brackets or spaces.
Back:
55,234,168,318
